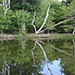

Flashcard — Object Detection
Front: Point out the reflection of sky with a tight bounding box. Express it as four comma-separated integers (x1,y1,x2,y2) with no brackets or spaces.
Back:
39,59,65,75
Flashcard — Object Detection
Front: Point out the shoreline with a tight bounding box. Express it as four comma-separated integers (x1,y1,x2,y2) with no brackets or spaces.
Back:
0,33,74,40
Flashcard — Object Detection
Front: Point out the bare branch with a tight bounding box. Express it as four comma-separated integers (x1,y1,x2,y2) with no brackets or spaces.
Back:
4,0,10,17
31,11,37,34
38,29,47,34
53,16,75,27
38,40,46,45
35,0,54,34
36,16,75,34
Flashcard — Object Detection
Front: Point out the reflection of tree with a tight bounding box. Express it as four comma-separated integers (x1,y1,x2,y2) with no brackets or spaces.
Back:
52,39,75,58
52,46,74,57
31,41,36,64
0,39,75,75
0,39,44,75
31,40,53,75
0,59,10,75
50,39,75,75
50,39,75,57
72,39,75,57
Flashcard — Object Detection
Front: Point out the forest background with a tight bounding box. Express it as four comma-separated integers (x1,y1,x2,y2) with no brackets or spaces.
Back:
0,0,75,35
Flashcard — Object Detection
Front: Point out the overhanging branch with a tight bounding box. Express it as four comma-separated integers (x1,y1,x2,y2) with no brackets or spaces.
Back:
53,16,75,27
38,16,75,33
36,0,54,34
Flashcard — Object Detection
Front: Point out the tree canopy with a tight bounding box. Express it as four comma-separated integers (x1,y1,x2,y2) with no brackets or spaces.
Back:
0,0,75,34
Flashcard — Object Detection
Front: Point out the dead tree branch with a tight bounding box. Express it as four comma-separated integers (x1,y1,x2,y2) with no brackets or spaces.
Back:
3,0,10,17
53,16,75,27
36,0,54,34
31,0,54,34
36,16,75,34
31,11,37,34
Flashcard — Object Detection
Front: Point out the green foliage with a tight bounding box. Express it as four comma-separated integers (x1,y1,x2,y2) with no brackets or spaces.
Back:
0,6,11,32
0,38,75,74
0,0,2,3
11,0,41,12
0,0,75,34
0,8,31,34
53,0,75,33
46,8,56,30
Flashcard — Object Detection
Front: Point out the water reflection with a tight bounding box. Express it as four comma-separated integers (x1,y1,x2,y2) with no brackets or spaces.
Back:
0,38,75,75
0,60,10,75
72,39,75,57
31,40,53,75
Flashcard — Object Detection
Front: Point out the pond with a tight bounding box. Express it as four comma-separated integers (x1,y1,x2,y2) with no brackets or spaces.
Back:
0,38,75,75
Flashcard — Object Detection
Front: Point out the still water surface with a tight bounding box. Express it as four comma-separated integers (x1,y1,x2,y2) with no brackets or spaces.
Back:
0,38,75,75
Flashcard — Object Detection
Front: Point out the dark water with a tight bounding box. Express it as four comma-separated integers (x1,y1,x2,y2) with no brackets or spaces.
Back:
0,38,75,75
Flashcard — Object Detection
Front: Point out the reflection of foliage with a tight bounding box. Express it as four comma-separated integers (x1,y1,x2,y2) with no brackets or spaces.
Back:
0,39,44,74
0,38,75,75
60,56,75,75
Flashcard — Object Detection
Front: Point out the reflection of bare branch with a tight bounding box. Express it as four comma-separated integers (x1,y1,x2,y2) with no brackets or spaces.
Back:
52,46,74,57
72,39,75,44
38,40,46,45
72,39,75,57
36,41,53,75
31,41,36,64
2,65,6,75
2,60,10,75
72,27,75,35
4,61,10,75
